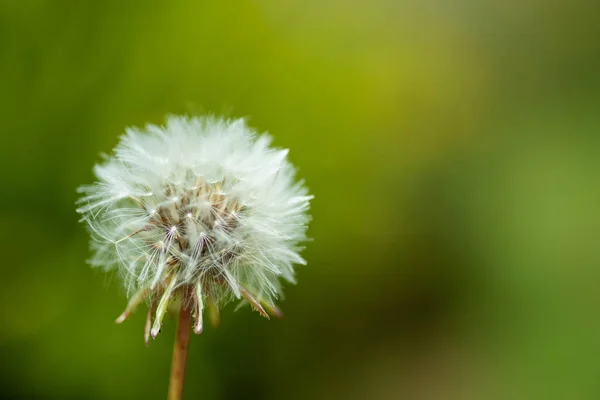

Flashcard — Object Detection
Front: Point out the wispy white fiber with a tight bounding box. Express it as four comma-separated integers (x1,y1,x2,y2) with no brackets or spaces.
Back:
77,115,312,336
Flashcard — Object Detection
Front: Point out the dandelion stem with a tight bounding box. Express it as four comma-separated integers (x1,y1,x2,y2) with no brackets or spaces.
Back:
168,296,192,400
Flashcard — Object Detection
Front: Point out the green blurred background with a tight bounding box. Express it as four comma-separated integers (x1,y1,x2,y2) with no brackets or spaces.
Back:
1,1,600,399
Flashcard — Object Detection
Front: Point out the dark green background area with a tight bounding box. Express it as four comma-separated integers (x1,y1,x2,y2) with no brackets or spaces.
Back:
1,1,600,399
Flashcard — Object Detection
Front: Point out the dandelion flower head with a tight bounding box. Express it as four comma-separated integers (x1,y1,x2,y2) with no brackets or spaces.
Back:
77,115,312,337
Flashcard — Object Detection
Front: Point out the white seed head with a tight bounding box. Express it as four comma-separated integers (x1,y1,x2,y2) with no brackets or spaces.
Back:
77,115,312,334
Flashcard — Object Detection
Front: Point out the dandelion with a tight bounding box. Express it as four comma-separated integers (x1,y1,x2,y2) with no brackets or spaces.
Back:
77,115,312,399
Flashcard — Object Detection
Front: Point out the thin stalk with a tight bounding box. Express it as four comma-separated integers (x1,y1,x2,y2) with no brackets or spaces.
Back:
168,298,192,400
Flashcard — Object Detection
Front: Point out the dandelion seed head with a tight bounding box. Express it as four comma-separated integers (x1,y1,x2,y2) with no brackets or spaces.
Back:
77,115,312,333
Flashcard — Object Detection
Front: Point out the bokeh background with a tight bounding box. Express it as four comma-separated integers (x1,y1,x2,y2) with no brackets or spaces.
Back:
1,1,600,399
